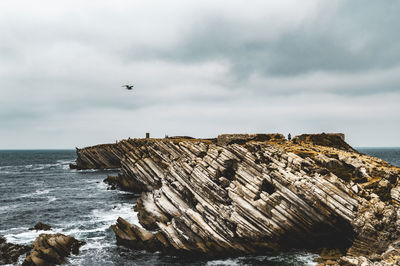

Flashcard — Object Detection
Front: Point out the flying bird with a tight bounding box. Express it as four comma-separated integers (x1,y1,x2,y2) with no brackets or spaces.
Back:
122,84,134,90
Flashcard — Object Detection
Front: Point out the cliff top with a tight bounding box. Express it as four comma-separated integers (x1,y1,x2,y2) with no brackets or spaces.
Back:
78,132,351,151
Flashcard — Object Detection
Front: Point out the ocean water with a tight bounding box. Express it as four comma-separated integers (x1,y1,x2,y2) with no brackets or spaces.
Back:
357,147,400,167
0,148,399,265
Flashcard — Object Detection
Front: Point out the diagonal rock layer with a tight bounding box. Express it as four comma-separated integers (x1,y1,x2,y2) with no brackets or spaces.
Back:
73,133,400,264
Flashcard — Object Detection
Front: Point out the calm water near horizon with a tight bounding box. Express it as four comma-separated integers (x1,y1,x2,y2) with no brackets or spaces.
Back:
1,148,399,265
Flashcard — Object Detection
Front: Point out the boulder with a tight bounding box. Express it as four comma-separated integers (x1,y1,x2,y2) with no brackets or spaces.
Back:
29,222,52,231
0,236,31,265
22,233,85,266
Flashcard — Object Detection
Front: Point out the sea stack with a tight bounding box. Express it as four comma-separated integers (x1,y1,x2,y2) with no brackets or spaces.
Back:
73,133,400,264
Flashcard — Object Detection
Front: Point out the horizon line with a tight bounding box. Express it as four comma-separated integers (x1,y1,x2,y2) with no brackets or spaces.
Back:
1,146,400,151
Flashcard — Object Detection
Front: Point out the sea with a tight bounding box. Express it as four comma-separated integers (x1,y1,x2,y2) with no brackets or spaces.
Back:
0,148,399,266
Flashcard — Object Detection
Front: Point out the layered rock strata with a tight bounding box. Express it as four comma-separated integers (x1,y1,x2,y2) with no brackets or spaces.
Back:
74,134,400,264
71,144,124,170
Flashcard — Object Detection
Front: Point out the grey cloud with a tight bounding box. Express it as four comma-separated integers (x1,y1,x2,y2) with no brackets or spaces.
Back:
0,0,399,148
123,1,400,80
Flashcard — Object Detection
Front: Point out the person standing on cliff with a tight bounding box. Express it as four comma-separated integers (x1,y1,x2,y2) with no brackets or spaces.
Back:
288,133,291,141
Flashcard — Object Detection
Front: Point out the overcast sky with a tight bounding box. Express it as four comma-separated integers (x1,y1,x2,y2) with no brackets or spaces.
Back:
1,0,399,149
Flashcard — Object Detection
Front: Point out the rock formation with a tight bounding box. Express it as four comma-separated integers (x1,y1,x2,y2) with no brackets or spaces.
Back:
73,133,400,265
29,222,52,231
0,236,31,265
22,233,85,266
70,144,124,170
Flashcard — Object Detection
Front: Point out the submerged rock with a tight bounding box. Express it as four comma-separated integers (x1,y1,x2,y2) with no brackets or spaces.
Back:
22,233,85,266
29,222,52,231
0,236,31,265
75,133,400,263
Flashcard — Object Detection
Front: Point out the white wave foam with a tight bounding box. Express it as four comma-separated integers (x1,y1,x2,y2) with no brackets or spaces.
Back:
16,189,52,199
76,169,97,173
16,253,26,265
62,164,71,170
4,229,52,244
1,161,74,173
48,196,57,202
75,168,121,173
3,225,106,245
57,159,74,164
91,203,141,229
4,203,141,243
206,259,241,266
95,181,108,191
295,253,318,266
32,163,60,170
79,236,113,251
59,227,109,236
0,205,12,212
35,189,51,195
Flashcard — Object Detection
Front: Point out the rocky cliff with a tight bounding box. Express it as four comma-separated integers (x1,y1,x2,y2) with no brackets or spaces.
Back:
71,144,123,170
73,134,400,265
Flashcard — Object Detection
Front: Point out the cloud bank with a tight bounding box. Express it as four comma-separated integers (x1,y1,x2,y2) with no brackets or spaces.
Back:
0,0,399,148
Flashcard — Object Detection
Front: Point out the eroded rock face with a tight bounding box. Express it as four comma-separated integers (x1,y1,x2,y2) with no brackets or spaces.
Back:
22,233,85,266
292,133,355,152
72,144,123,170
111,217,168,252
75,134,400,263
0,236,31,265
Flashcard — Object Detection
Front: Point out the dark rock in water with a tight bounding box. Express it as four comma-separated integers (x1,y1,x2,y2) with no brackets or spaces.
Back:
0,236,31,265
29,222,52,231
68,163,78,169
22,233,85,266
75,133,400,264
104,174,143,193
111,217,167,253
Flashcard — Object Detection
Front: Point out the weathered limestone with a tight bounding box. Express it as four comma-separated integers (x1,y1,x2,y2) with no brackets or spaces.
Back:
75,133,400,264
22,233,85,266
71,144,124,170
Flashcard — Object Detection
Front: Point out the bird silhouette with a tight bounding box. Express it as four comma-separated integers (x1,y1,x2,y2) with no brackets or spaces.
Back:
122,84,134,90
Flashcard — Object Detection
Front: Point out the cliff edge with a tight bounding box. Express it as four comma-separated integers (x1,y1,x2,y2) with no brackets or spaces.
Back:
72,133,400,265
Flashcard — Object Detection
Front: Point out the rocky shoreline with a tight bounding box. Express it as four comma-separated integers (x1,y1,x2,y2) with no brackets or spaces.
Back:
1,224,84,265
0,236,30,265
71,133,400,265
